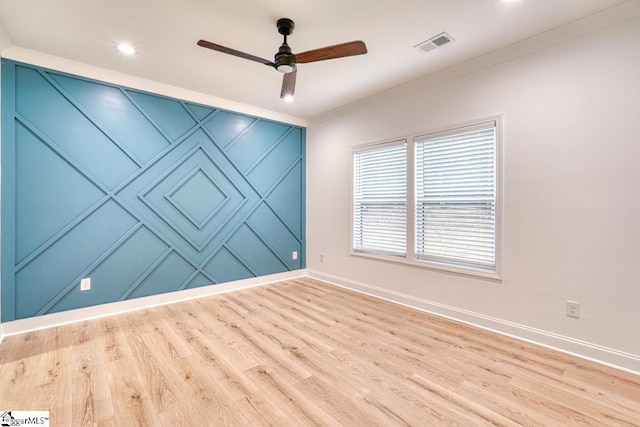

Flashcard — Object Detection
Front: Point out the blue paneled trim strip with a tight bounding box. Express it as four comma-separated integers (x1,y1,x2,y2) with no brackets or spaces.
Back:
163,166,231,230
244,127,296,176
14,196,110,272
37,69,145,168
111,117,205,194
262,156,304,240
221,118,261,152
15,114,109,195
177,267,204,292
221,244,258,279
121,90,217,145
243,221,292,269
36,222,144,315
118,248,174,300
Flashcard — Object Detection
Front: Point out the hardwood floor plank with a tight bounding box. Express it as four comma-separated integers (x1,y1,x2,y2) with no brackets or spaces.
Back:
70,321,114,425
0,331,49,410
244,365,342,427
1,277,639,426
294,375,380,425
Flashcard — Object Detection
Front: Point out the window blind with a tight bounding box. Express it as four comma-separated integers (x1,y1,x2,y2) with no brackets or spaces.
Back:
353,141,407,256
415,123,496,270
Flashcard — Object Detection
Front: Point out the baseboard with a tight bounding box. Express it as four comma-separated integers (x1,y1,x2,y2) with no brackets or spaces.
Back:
307,269,640,376
4,268,639,376
1,269,307,337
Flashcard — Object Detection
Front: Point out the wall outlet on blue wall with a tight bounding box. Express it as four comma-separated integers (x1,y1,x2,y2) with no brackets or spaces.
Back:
80,278,91,291
292,251,298,260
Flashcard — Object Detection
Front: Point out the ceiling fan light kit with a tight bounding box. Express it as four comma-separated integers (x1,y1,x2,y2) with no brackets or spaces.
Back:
197,17,367,99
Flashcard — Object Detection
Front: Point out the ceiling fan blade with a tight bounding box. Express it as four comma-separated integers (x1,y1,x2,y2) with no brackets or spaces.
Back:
280,71,297,98
295,40,367,64
197,40,273,65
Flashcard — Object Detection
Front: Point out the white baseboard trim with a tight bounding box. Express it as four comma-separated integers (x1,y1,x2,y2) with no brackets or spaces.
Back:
1,269,307,337
307,269,640,376
3,268,639,376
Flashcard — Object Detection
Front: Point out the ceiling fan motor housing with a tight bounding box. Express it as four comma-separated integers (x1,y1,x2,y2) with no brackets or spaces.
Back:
275,45,295,73
275,18,296,73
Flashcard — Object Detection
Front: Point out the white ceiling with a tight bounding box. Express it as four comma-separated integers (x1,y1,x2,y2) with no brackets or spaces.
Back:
0,0,629,121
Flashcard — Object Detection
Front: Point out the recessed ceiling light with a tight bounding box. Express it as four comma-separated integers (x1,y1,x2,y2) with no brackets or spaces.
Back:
283,95,295,103
117,43,137,55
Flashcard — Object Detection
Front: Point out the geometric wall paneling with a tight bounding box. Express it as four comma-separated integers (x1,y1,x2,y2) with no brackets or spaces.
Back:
126,90,200,142
203,247,254,284
50,73,171,164
225,120,291,173
126,251,199,300
45,226,170,314
15,121,106,263
1,59,305,321
247,127,303,195
266,161,304,239
15,66,139,189
226,224,290,277
247,203,302,271
14,200,139,318
202,111,256,149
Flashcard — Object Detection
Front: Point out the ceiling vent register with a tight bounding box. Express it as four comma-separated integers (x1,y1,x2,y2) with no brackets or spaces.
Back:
415,32,454,53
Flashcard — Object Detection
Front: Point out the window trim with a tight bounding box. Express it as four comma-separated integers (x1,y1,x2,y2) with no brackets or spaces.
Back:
351,138,408,257
350,115,503,281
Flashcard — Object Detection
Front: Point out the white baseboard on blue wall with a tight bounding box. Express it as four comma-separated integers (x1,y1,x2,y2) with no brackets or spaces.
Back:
1,269,307,338
306,270,640,377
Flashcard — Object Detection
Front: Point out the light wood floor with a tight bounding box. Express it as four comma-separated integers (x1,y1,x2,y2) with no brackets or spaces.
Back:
1,278,639,426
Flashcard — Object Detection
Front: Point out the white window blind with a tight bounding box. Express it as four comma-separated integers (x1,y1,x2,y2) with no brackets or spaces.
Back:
353,141,407,256
415,123,497,270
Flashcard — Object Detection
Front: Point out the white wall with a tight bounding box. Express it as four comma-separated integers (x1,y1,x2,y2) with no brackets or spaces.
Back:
306,6,640,373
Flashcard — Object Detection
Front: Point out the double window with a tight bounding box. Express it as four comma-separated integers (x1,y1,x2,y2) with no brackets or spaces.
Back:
352,118,501,278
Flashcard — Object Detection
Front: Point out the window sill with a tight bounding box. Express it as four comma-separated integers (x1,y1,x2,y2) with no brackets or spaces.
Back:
350,250,502,281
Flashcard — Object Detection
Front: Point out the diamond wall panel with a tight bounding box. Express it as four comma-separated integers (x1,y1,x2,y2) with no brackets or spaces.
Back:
1,60,305,321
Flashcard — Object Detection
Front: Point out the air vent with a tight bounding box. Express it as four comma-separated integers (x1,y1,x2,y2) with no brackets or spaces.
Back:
415,32,455,54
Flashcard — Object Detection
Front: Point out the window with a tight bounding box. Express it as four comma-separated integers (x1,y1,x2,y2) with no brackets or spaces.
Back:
353,141,407,256
415,123,497,270
352,118,501,278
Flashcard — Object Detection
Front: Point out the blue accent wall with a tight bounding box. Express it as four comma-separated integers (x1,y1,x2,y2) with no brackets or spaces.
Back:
1,59,305,321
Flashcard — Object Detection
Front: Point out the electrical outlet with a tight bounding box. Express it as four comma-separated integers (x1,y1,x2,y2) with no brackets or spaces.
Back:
320,253,325,262
566,300,580,318
292,251,298,260
80,277,91,291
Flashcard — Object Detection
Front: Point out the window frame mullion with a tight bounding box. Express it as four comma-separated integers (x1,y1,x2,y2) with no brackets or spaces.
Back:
406,137,416,262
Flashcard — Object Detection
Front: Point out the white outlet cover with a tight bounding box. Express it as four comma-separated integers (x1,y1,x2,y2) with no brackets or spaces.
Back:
80,277,91,291
292,251,298,260
566,300,580,318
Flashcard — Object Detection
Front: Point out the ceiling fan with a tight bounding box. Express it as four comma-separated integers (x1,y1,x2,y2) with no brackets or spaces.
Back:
197,18,367,100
